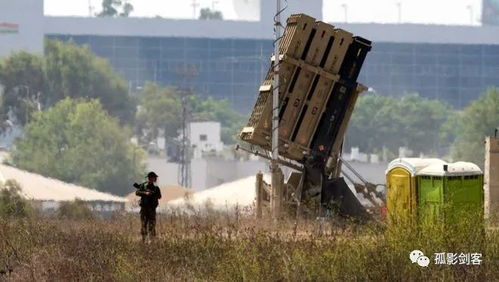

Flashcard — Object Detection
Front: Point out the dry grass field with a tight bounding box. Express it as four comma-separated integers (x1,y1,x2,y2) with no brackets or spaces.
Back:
0,207,498,281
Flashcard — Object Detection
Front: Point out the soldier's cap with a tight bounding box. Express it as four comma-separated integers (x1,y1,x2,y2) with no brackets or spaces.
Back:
146,171,158,178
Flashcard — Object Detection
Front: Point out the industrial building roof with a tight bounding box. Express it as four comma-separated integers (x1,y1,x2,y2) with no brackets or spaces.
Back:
43,16,499,45
0,165,127,202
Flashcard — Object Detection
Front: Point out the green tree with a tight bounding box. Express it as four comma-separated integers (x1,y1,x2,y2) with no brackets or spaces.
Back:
0,51,46,126
57,199,95,220
11,98,144,195
346,94,398,154
190,96,245,144
135,82,182,144
199,8,224,20
346,93,455,156
121,2,134,17
393,94,455,155
44,40,135,124
0,180,32,217
0,41,135,127
97,0,134,17
450,88,499,166
437,110,461,156
136,82,244,146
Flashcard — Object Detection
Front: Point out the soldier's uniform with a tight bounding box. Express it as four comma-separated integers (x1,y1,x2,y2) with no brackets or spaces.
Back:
135,178,162,241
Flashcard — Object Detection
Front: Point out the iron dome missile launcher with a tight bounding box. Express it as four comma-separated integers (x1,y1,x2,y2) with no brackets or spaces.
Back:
239,14,379,219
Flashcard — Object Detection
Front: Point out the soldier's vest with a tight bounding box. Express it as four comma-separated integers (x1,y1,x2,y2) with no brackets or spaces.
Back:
138,182,159,208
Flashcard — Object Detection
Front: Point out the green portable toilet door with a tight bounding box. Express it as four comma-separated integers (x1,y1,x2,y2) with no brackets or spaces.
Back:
445,175,484,223
418,176,444,223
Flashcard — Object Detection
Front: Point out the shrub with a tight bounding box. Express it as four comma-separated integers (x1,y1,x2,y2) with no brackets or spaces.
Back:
0,210,497,280
0,180,32,217
57,199,95,220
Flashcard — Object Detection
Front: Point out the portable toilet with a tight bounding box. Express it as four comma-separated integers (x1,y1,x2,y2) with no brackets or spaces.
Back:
417,162,483,223
386,158,446,221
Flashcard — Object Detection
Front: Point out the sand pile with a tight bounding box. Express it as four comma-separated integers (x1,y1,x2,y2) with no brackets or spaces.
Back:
126,185,192,210
168,174,270,210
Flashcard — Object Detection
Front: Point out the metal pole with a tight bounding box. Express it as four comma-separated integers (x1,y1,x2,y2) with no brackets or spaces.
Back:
271,0,282,220
396,2,402,23
191,0,199,19
256,172,263,219
466,5,473,25
341,4,348,23
88,0,92,16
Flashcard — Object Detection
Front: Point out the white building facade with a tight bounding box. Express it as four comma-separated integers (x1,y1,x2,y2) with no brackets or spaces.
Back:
190,121,224,159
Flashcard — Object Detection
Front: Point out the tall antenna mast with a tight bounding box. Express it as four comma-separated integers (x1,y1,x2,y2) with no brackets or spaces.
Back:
179,94,191,188
88,0,93,16
176,63,198,189
271,0,282,219
212,0,219,10
191,0,199,19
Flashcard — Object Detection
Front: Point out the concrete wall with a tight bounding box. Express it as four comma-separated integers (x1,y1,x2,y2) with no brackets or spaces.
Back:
145,158,180,187
0,0,44,57
146,157,267,190
146,155,387,191
485,137,499,220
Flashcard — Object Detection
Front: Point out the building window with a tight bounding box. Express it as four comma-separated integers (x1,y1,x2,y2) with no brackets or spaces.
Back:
200,134,207,141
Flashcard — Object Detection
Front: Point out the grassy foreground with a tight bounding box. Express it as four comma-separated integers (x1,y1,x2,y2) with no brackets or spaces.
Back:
0,210,498,281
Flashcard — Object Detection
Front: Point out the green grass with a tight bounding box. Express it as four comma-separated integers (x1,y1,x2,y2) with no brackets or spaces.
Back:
0,210,497,281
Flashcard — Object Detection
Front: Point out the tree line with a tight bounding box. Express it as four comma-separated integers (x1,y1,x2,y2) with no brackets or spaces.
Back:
1,40,497,194
346,89,499,166
0,41,244,195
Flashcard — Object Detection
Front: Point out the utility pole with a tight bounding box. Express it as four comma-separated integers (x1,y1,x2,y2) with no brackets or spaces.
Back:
396,2,402,23
341,3,348,23
466,5,474,25
176,63,198,189
212,0,219,11
179,94,192,188
191,0,199,19
88,0,93,17
271,0,283,220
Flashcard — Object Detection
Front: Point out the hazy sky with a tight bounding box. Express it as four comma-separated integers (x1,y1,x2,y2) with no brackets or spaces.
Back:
44,0,483,25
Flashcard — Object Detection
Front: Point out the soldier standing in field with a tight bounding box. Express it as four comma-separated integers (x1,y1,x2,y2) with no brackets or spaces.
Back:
134,172,162,243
